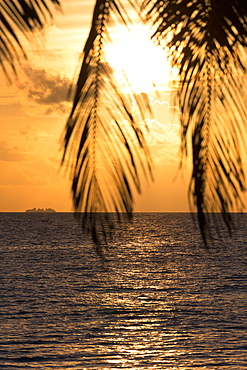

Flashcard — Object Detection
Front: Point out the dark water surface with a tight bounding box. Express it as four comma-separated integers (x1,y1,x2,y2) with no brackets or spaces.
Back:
0,213,247,369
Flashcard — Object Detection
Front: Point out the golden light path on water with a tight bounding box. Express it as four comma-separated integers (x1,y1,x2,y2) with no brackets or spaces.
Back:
51,218,198,370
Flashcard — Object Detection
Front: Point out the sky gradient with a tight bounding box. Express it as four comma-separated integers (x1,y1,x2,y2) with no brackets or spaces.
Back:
1,0,195,212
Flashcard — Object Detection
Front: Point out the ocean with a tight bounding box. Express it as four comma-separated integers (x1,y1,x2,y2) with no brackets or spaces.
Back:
0,212,247,369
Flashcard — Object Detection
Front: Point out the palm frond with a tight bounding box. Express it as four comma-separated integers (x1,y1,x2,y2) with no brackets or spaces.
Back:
62,0,152,247
0,0,60,81
143,0,247,240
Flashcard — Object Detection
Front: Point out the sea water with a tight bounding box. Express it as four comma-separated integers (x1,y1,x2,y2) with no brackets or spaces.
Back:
0,213,247,369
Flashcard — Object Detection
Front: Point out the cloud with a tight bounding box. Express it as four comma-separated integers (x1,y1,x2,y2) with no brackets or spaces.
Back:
18,125,55,144
19,125,39,142
0,103,21,117
19,66,72,105
0,141,27,162
52,1,93,30
152,147,180,165
17,62,114,115
145,118,180,146
143,118,181,165
44,103,69,115
151,97,179,112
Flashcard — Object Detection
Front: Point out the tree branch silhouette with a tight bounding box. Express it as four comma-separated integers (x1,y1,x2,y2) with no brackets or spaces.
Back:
0,0,60,81
62,0,153,247
143,0,247,240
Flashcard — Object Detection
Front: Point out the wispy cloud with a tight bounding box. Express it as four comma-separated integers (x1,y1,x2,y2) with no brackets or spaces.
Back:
150,97,179,112
0,103,21,117
144,118,180,165
19,125,54,142
19,66,72,105
0,141,27,162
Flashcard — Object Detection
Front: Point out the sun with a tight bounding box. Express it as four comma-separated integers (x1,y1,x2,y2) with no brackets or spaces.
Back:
105,24,172,94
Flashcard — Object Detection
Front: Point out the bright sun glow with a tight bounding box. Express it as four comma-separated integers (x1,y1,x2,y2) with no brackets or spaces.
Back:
105,24,172,94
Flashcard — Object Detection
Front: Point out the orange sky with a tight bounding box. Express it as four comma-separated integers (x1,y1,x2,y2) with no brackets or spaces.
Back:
0,0,192,212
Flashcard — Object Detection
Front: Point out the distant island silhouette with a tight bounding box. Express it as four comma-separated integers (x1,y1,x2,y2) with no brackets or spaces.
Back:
26,208,56,213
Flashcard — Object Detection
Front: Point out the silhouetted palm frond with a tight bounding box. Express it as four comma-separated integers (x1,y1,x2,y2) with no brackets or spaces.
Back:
143,0,247,240
0,0,60,81
62,0,152,246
